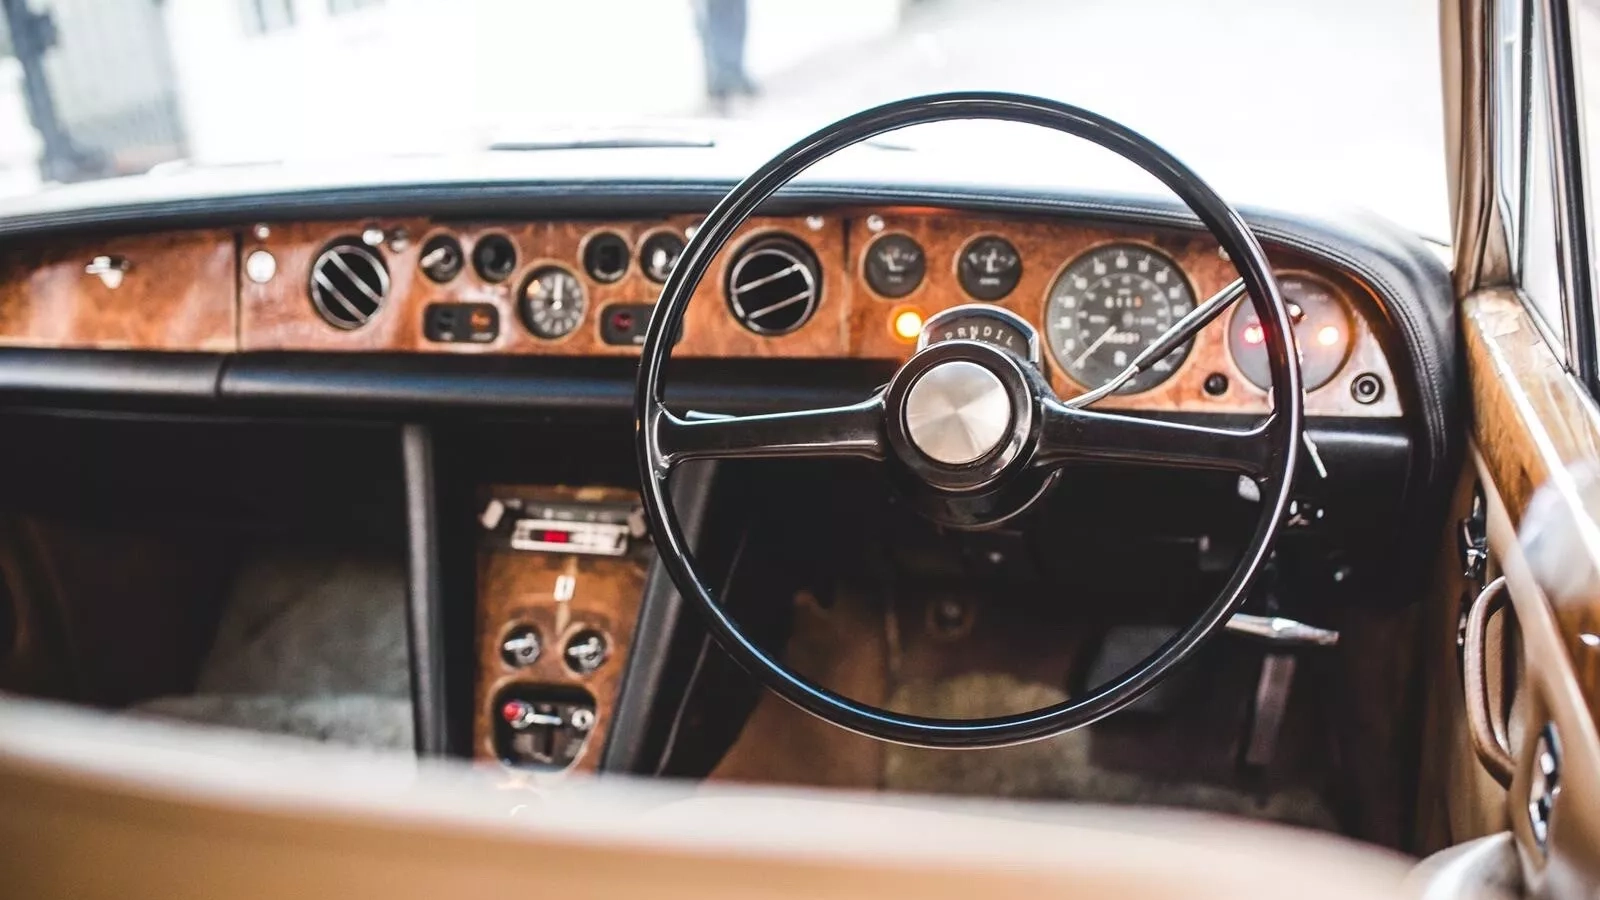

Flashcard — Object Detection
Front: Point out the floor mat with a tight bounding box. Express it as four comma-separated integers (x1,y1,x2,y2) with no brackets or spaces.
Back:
130,549,413,751
883,672,1336,830
710,585,1339,832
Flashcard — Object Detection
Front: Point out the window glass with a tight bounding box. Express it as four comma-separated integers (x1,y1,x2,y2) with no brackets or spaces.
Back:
1497,0,1527,252
1523,2,1569,356
1575,0,1600,371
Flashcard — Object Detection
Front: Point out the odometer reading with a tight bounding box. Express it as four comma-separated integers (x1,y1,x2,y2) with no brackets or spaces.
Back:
1045,244,1195,393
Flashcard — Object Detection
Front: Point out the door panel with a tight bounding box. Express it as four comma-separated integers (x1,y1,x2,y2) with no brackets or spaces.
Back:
1459,287,1600,895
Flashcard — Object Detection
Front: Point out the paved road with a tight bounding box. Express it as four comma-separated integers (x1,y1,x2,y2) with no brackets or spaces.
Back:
733,0,1448,237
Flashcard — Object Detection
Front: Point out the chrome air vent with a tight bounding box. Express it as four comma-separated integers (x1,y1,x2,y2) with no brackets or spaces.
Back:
725,234,821,335
309,240,390,329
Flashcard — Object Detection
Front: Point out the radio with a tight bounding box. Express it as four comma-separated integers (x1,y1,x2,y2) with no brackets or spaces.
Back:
480,494,644,557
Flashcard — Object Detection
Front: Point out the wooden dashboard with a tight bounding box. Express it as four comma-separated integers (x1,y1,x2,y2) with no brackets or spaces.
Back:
0,208,1404,417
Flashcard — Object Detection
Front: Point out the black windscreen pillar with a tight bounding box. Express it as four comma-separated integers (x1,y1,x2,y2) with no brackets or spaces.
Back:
401,423,448,756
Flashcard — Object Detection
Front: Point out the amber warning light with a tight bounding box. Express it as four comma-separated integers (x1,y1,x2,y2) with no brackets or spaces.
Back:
891,307,924,341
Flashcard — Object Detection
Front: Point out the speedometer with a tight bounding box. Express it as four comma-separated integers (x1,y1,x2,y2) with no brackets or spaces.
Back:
1044,244,1196,393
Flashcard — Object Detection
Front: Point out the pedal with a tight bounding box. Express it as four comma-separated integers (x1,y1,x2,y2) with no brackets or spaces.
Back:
1225,613,1339,647
1244,652,1296,768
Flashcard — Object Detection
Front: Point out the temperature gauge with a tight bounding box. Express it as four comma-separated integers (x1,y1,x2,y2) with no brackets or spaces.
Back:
957,235,1021,301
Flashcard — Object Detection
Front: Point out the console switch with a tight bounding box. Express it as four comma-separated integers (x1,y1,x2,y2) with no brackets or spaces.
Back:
493,689,597,770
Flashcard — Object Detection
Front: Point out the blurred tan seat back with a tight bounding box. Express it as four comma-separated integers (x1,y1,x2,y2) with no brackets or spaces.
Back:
0,697,1418,900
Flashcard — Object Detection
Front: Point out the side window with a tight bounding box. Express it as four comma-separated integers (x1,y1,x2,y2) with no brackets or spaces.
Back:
1496,0,1526,255
1523,14,1568,359
1520,0,1570,360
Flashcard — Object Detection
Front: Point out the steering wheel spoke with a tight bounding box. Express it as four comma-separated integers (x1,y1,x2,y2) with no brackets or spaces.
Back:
1037,398,1275,477
653,396,888,472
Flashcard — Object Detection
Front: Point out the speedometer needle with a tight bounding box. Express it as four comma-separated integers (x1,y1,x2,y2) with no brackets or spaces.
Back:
1074,327,1118,369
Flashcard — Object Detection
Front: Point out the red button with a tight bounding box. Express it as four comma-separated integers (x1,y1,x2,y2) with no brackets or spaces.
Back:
501,700,527,723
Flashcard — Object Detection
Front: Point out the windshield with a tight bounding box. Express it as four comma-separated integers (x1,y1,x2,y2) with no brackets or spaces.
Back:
0,0,1445,236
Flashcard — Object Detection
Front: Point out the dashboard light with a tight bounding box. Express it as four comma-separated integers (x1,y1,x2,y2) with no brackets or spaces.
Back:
1316,325,1341,347
1243,323,1264,345
892,307,924,341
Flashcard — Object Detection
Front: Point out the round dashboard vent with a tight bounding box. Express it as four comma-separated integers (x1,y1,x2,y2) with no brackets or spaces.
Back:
726,234,821,335
309,239,390,329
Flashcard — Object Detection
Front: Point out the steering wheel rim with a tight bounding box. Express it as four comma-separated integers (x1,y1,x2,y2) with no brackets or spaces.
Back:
636,92,1302,749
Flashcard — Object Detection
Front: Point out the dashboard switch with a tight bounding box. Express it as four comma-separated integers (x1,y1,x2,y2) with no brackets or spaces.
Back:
500,625,542,668
424,302,498,343
600,303,652,345
564,629,609,674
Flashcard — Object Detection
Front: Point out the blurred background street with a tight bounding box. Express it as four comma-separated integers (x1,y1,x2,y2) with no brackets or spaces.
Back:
0,0,1446,232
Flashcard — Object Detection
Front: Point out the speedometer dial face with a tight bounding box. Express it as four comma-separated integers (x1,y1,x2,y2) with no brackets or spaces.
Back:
1044,244,1196,393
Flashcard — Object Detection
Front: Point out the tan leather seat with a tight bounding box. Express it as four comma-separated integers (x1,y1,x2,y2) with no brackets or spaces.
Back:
0,696,1420,900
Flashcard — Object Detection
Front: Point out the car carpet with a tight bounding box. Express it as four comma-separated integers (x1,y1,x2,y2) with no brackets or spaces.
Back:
130,550,413,752
710,584,1339,832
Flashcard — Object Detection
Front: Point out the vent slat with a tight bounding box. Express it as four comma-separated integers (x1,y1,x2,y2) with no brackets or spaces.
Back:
310,240,390,330
726,237,820,336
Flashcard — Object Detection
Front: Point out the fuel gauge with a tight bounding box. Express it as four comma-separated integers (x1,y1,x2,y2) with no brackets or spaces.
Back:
1227,273,1353,392
863,234,926,297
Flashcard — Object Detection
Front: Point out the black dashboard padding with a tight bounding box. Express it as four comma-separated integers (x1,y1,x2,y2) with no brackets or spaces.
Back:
0,349,223,402
218,354,891,416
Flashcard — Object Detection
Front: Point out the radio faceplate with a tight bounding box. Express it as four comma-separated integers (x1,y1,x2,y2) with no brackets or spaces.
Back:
481,496,644,557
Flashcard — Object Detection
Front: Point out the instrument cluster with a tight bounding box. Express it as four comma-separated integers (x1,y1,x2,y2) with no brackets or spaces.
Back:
867,228,1364,404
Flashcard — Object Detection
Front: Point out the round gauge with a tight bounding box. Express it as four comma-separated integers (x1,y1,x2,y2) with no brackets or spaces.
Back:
472,233,517,283
518,266,587,339
919,306,1039,365
1044,244,1196,393
640,231,686,283
863,234,926,298
957,235,1022,301
1227,273,1353,391
582,231,630,283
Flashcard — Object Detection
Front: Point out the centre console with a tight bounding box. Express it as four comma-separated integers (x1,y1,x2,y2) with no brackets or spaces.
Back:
472,485,652,772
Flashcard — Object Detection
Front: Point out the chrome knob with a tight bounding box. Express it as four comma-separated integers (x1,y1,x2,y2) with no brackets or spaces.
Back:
903,361,1012,465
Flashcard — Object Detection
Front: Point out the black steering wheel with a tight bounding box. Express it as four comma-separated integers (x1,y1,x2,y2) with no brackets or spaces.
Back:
636,92,1302,748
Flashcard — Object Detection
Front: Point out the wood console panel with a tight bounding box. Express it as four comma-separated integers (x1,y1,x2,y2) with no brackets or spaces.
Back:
240,209,1401,417
472,485,648,775
0,229,236,351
